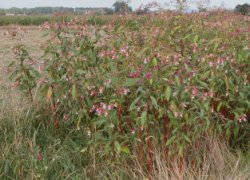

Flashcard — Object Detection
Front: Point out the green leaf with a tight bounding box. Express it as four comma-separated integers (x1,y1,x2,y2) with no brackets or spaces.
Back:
115,141,121,154
197,80,208,88
47,87,53,99
152,58,158,66
178,145,184,157
193,35,199,43
150,96,158,109
29,69,40,78
184,136,191,144
213,43,219,52
224,75,229,91
234,126,239,138
72,84,77,99
175,76,181,87
137,47,149,58
76,70,86,75
140,111,147,126
166,136,176,146
129,96,141,111
121,147,130,154
217,102,223,112
166,86,172,101
124,78,140,87
205,117,210,129
183,34,191,40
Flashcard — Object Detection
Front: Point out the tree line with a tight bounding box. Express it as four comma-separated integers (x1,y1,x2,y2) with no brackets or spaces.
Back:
0,1,249,16
0,7,114,15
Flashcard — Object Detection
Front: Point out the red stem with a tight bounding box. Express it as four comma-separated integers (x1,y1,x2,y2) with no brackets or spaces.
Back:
138,129,143,167
164,112,170,160
147,128,153,180
117,105,124,135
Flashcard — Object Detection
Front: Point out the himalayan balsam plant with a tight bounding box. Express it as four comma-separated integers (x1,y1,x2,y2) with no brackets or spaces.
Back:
9,11,250,176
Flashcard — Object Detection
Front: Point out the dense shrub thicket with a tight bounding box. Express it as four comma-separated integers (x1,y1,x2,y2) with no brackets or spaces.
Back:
9,11,250,175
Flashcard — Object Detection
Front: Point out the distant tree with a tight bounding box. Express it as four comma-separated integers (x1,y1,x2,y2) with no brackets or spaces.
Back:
8,7,23,14
135,7,150,15
113,1,132,14
235,3,250,15
196,0,210,12
166,0,191,12
104,8,114,15
135,2,160,15
0,9,6,15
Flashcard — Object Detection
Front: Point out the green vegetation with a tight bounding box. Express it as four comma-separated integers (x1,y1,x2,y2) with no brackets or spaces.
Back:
0,14,113,26
0,15,51,26
1,11,250,179
113,1,132,14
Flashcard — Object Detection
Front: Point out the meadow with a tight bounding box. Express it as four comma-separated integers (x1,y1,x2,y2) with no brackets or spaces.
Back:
0,11,250,179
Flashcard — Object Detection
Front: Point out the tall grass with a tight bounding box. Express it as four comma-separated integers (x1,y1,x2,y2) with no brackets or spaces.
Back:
0,110,249,179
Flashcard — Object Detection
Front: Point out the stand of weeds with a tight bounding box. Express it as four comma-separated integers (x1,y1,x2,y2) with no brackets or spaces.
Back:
1,11,250,179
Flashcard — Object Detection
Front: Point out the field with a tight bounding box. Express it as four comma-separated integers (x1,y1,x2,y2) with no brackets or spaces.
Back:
0,15,113,26
0,15,52,26
0,12,250,179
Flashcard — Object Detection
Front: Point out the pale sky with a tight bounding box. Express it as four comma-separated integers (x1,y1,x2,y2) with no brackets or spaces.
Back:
0,0,249,9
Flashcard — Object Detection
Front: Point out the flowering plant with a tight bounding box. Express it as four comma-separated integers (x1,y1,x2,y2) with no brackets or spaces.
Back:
9,11,250,172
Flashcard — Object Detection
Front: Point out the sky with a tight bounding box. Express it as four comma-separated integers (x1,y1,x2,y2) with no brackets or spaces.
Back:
0,0,249,9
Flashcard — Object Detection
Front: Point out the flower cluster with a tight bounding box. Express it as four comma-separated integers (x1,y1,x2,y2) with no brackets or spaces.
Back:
99,44,129,60
189,86,214,100
120,44,129,57
99,48,118,60
129,65,144,78
209,57,227,68
91,102,118,117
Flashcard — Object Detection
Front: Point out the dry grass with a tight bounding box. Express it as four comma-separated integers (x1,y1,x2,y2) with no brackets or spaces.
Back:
122,138,250,180
0,26,45,118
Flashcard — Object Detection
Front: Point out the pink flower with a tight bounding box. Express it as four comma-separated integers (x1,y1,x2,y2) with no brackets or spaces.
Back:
63,114,70,121
37,153,43,161
100,102,107,110
129,72,140,78
108,105,113,111
96,108,104,116
99,86,105,94
38,65,44,72
174,112,183,118
123,88,130,95
145,72,152,79
143,58,149,64
90,90,97,97
91,102,117,117
104,79,112,86
207,91,214,98
238,114,247,123
121,44,129,57
191,86,199,99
